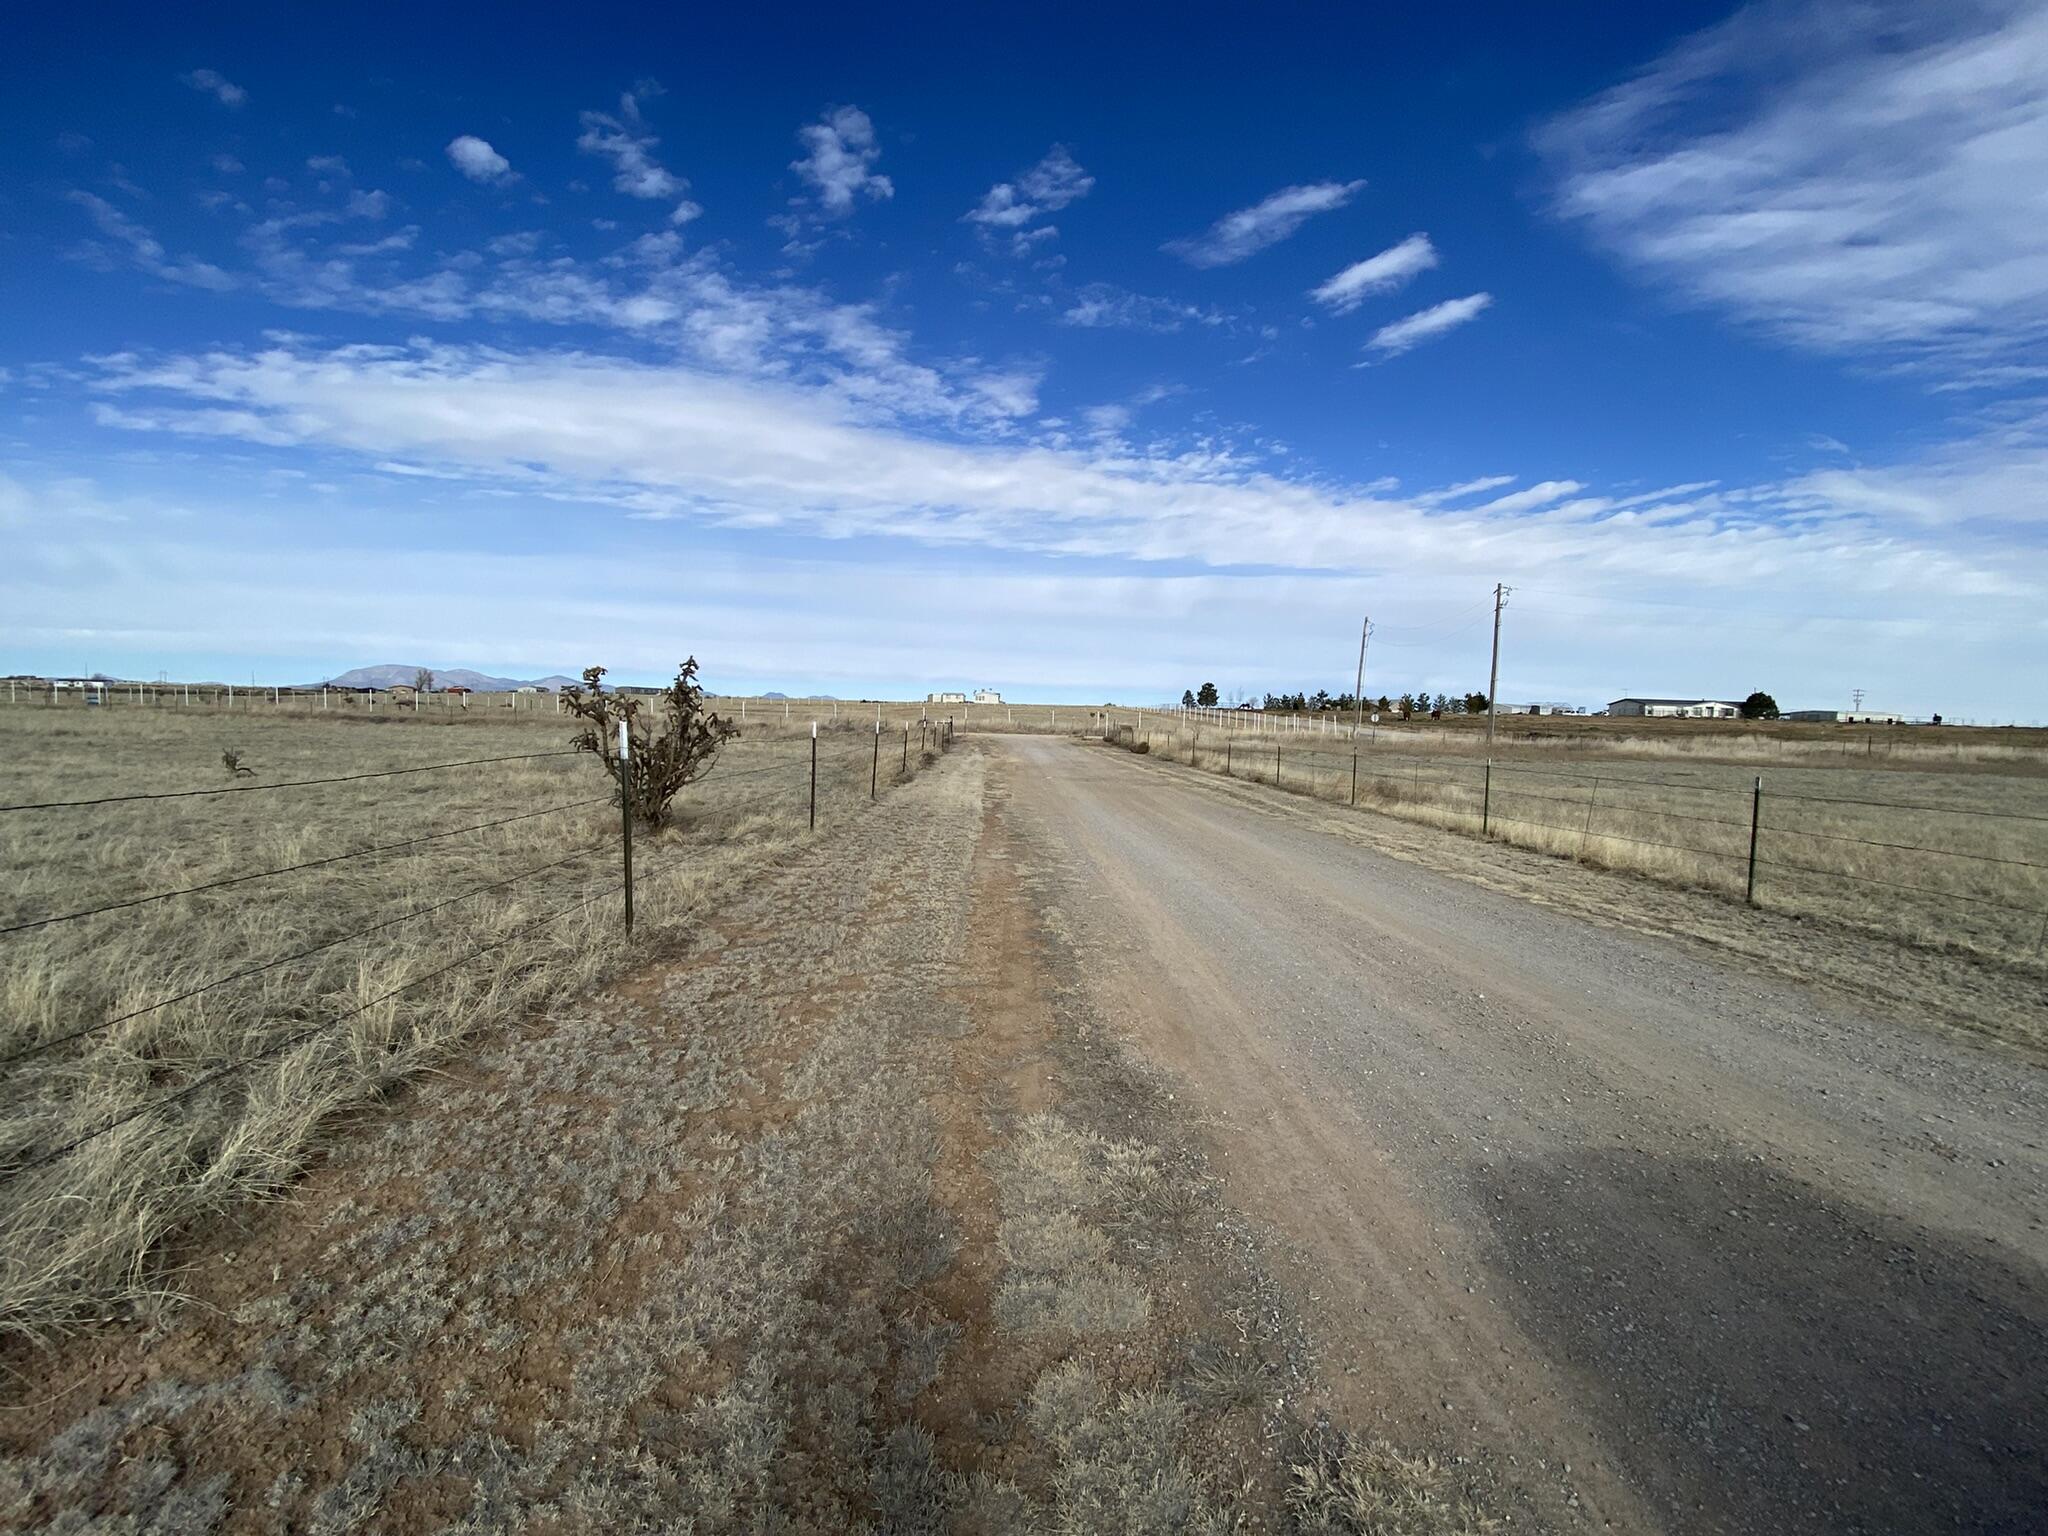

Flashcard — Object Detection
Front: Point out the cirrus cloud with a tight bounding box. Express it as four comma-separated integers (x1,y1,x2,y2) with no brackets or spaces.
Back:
1165,180,1365,268
1310,234,1439,312
1537,0,2048,376
1366,292,1493,356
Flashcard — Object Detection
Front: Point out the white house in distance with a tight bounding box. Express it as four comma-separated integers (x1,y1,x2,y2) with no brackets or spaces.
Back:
926,690,967,705
1607,696,1743,718
973,689,1003,704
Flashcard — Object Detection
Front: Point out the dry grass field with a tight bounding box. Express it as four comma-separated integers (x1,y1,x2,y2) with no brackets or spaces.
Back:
0,704,935,1340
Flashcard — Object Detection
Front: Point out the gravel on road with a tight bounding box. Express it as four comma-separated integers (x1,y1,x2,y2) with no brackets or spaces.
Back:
988,734,2045,1536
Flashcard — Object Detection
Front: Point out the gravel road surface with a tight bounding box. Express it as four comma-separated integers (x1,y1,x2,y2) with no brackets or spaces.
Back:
988,735,2045,1535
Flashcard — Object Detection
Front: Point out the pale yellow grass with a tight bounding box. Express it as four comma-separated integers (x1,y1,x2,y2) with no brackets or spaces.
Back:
1131,722,2048,965
0,706,932,1340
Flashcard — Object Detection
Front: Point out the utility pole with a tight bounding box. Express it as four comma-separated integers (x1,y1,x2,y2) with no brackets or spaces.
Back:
1351,616,1372,738
1486,582,1511,748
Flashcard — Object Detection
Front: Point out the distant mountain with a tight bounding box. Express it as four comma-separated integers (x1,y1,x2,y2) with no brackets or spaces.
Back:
311,665,579,692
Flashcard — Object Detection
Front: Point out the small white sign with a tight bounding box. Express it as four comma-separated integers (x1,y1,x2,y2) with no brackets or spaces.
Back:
1369,713,1380,724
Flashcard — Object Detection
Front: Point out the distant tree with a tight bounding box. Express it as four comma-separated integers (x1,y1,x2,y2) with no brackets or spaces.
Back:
1182,689,1197,709
1398,692,1415,719
1432,692,1450,715
414,668,434,693
1376,695,1392,713
1310,689,1330,712
1464,691,1490,714
1740,691,1781,720
1197,682,1219,707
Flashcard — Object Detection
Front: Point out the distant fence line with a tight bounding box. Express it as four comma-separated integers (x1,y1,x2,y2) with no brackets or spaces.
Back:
4,680,561,712
1110,717,2048,966
0,716,957,1182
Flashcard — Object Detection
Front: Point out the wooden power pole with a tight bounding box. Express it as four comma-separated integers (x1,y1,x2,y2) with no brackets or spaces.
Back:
1351,616,1372,738
1486,582,1511,747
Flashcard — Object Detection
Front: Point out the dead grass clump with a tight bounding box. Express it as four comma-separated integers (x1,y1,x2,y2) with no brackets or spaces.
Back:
1026,1359,1232,1535
1287,1422,1496,1536
993,1116,1153,1336
1178,1339,1268,1414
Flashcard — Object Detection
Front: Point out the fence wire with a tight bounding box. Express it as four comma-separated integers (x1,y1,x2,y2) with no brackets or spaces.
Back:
0,719,955,1182
4,873,621,1181
1136,719,2048,954
0,749,583,814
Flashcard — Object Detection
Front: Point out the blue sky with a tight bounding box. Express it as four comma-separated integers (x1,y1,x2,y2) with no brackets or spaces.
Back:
3,1,2044,719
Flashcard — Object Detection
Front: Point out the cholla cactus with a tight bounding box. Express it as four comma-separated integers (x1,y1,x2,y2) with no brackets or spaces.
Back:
561,659,739,828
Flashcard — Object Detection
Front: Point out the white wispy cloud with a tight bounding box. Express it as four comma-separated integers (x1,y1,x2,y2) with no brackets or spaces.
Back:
1471,480,1583,514
1366,293,1492,355
446,135,514,184
85,342,2037,612
1059,283,1223,333
1419,475,1516,505
66,192,237,291
1310,233,1438,312
64,174,1023,433
578,85,697,225
180,68,246,107
1537,0,2048,374
1165,180,1365,268
790,106,893,217
966,146,1093,253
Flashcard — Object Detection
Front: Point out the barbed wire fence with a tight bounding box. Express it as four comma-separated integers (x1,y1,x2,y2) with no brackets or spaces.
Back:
1111,717,2048,965
0,716,958,1186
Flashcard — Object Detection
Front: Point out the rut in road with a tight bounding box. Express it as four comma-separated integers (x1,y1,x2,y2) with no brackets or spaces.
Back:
986,732,2046,1536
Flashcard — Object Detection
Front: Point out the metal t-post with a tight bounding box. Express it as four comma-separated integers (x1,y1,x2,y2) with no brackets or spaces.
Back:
618,719,634,936
1746,776,1762,904
871,722,879,800
810,722,818,830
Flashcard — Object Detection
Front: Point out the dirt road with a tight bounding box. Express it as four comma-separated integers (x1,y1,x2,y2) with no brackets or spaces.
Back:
987,735,2046,1535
